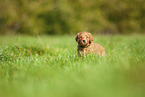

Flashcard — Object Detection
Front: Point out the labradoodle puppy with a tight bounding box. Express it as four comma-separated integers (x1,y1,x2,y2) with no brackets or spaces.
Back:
75,32,105,57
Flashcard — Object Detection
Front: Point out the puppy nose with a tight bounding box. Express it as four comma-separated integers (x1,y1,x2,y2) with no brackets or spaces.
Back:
83,40,85,42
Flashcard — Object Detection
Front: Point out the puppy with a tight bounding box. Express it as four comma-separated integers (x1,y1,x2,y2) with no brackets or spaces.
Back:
75,32,105,57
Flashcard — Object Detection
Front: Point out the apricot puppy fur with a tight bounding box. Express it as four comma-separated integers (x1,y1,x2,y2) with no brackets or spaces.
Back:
75,32,105,57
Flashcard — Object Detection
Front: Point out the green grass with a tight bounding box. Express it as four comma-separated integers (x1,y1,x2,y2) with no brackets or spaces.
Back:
0,35,145,97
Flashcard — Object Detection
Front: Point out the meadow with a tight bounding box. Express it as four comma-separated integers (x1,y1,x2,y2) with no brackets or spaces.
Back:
0,35,145,97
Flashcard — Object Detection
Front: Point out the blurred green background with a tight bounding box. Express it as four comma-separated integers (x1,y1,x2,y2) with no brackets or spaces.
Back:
0,0,145,35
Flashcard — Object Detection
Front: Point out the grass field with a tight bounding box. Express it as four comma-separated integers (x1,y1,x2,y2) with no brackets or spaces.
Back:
0,35,145,97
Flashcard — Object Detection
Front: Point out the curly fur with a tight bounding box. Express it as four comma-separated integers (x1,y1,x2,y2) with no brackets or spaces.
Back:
75,32,105,57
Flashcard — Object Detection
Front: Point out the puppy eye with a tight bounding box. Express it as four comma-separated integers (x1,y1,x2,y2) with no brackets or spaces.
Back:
80,36,82,38
86,36,88,38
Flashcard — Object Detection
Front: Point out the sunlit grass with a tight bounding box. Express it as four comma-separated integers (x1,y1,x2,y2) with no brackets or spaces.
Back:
0,35,145,97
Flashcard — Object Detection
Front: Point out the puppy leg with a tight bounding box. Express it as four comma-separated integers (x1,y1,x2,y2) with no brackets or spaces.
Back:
102,50,106,56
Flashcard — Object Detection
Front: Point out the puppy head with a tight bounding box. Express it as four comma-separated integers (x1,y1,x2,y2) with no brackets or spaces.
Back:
75,32,94,46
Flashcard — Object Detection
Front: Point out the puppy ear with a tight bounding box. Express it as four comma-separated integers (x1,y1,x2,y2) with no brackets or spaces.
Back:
89,33,94,43
75,33,80,42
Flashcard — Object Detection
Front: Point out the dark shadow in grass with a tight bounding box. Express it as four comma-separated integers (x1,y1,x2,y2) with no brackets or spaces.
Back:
15,45,46,56
0,45,56,62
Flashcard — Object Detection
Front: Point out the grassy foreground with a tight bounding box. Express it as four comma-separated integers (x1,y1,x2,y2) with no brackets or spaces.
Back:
0,35,145,97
